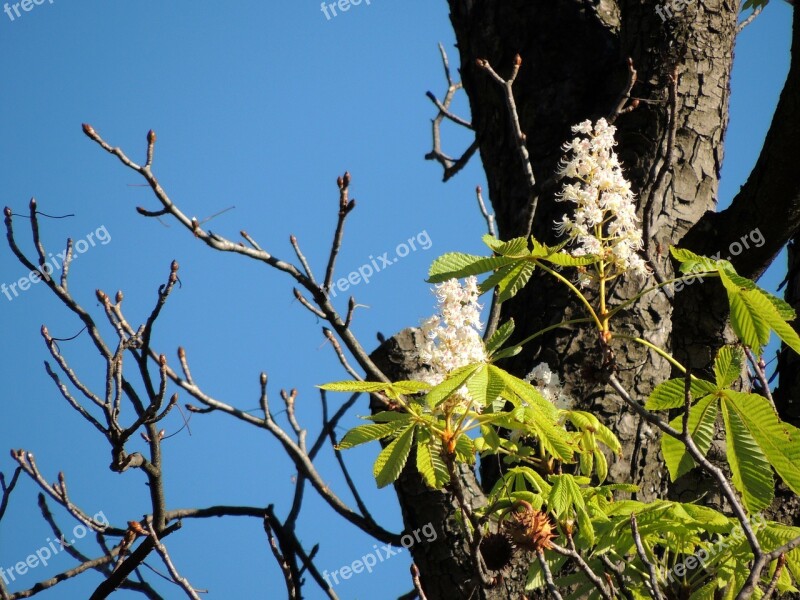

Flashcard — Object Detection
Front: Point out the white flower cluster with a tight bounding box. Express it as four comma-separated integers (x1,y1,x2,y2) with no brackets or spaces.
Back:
419,277,487,411
524,363,575,411
555,118,648,282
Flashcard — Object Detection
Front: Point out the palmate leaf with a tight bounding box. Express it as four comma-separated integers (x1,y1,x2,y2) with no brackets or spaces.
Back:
466,364,506,408
645,377,717,410
662,394,718,481
416,437,449,489
721,399,774,513
714,346,744,388
337,418,412,450
427,252,518,283
485,318,515,356
424,363,481,408
319,379,431,401
373,424,415,488
725,390,800,498
482,234,530,258
548,474,594,546
479,259,535,302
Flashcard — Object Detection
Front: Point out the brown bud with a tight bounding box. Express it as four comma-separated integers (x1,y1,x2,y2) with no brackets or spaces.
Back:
136,206,148,215
476,58,487,68
147,129,157,144
96,289,107,303
82,123,96,137
171,260,179,272
290,234,297,244
260,372,267,386
4,207,12,218
342,171,351,187
178,346,186,360
29,197,37,209
115,290,124,303
514,54,522,66
337,176,344,189
41,325,49,338
476,185,482,194
159,354,167,366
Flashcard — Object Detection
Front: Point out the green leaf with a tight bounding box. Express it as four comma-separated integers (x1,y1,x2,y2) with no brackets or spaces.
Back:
481,259,536,302
594,449,608,483
538,251,596,267
485,319,515,356
416,438,449,489
725,390,800,498
662,394,719,480
490,366,559,419
491,345,523,360
646,377,717,410
670,246,722,274
373,425,415,488
715,346,744,388
466,364,506,408
482,234,530,258
319,380,395,393
391,380,433,395
427,252,517,283
727,286,771,352
721,398,774,513
425,363,481,408
548,474,594,545
337,419,411,450
525,553,567,591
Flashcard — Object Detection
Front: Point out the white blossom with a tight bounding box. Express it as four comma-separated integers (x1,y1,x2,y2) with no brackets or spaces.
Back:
524,363,575,411
418,277,487,412
555,118,649,283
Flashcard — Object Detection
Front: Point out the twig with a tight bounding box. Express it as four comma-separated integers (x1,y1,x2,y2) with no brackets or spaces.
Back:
762,554,786,600
264,517,299,599
738,6,764,33
744,346,777,411
0,467,21,522
424,44,477,182
146,519,203,600
536,550,565,600
410,564,428,600
476,55,538,235
551,537,612,600
323,173,355,292
630,514,665,600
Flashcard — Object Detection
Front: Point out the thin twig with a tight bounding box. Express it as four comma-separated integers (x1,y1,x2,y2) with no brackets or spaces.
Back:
631,514,665,600
744,346,777,411
738,6,764,33
146,519,203,600
536,550,565,600
476,55,538,235
424,44,477,181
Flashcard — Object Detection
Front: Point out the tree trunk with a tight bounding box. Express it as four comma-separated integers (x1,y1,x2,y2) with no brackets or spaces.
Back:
377,2,800,598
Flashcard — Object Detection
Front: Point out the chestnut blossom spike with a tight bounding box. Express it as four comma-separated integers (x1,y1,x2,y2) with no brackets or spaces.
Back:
555,118,648,283
418,276,487,413
524,363,575,410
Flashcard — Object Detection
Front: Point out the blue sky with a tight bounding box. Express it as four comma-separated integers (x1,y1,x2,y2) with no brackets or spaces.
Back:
0,1,793,598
